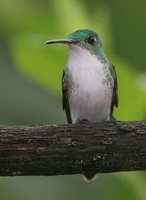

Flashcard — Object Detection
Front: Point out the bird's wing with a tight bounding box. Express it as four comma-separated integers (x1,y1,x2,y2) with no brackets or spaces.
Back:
110,64,118,117
62,70,72,124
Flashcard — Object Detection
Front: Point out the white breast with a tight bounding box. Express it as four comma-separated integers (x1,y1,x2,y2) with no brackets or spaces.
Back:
67,44,112,124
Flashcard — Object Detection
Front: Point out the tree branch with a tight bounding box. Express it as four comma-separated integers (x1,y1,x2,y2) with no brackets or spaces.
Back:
0,120,146,176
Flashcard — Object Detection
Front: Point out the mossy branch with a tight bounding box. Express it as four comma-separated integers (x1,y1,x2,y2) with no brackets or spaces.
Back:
0,120,146,176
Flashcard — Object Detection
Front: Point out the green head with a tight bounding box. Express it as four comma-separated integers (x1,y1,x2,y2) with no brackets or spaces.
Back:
68,29,102,51
46,29,107,62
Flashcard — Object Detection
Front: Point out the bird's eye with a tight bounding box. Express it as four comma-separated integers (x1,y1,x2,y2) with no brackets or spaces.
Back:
87,36,96,45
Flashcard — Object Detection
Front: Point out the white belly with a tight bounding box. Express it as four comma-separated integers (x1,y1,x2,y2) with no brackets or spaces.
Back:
67,45,113,124
70,86,112,123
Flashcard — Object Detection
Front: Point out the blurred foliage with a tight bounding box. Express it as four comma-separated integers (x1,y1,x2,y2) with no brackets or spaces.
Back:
0,0,146,199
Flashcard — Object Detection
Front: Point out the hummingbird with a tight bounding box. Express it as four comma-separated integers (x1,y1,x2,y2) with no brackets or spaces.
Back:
46,29,118,181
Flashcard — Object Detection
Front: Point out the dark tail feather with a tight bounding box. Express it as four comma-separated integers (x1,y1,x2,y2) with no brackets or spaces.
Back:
83,174,97,182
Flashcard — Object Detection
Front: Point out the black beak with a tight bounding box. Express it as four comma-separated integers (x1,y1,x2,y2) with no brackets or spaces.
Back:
45,39,78,45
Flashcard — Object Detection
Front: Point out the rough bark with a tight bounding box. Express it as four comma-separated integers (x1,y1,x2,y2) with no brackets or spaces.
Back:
0,120,146,176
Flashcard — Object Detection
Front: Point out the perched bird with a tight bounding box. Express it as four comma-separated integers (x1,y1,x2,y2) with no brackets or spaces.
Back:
46,29,118,181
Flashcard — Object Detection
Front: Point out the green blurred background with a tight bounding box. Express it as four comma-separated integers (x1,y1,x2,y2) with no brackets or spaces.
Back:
0,0,146,199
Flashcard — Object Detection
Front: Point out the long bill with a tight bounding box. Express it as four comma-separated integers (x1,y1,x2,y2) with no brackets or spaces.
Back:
45,39,78,45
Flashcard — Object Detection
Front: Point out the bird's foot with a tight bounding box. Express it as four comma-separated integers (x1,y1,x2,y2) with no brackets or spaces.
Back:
78,119,89,124
110,116,116,121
